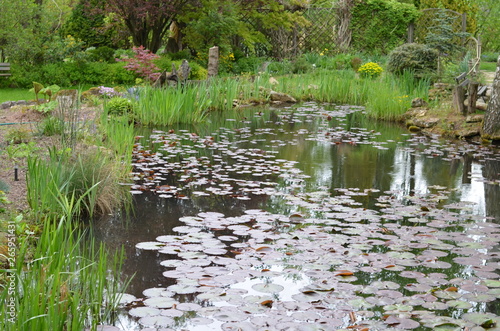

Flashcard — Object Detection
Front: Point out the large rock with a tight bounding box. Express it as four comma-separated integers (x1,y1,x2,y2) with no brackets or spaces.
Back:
413,117,440,128
411,98,427,108
466,114,484,123
1,101,13,109
269,91,297,104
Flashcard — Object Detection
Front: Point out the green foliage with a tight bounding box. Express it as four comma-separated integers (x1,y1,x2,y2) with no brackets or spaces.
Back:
292,56,312,74
358,62,384,78
387,43,439,76
169,49,192,61
86,46,116,63
5,128,31,145
188,62,208,80
351,0,419,54
36,100,58,114
27,147,131,219
232,56,268,74
482,52,499,63
420,0,478,33
38,116,66,136
477,0,500,52
0,215,128,330
105,97,134,115
61,0,114,48
154,54,173,71
424,8,469,58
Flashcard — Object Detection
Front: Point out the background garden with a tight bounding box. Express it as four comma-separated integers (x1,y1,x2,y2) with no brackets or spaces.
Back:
1,0,500,330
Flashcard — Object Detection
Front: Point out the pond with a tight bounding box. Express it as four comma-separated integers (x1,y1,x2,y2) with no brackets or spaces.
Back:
91,102,500,330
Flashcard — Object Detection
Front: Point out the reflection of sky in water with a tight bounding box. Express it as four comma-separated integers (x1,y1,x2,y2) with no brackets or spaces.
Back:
391,148,486,216
93,105,500,330
459,163,486,216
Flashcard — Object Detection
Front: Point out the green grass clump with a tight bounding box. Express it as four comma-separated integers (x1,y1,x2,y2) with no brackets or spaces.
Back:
27,147,131,220
0,215,128,330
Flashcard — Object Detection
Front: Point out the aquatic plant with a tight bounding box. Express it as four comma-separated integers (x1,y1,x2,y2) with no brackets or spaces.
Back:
27,147,131,219
0,215,127,330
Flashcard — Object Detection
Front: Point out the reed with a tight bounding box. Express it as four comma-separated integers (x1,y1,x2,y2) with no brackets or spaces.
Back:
27,146,131,220
133,85,210,126
0,215,127,330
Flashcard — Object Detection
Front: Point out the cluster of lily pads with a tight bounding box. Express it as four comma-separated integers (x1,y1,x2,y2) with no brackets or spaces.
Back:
119,103,500,330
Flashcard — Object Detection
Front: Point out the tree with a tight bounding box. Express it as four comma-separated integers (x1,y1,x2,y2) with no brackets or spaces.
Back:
102,0,190,53
482,55,500,140
179,0,307,57
62,0,113,48
476,0,500,51
419,0,478,33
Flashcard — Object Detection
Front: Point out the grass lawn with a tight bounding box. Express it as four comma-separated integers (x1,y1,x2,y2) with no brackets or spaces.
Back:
0,88,34,103
480,61,497,72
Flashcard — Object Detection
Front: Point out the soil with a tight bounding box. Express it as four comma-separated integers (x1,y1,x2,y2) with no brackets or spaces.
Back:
0,104,99,212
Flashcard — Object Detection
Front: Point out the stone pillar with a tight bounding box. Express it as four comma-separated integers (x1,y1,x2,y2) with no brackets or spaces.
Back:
208,46,219,78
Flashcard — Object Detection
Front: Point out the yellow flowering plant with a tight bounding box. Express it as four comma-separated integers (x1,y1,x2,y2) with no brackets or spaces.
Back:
358,62,383,78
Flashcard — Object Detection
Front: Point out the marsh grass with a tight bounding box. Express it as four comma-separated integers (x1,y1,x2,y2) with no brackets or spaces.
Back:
0,216,127,330
132,85,209,126
27,147,131,219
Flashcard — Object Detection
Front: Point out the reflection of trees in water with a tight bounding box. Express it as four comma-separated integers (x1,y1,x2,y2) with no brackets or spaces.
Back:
92,192,270,297
482,157,500,315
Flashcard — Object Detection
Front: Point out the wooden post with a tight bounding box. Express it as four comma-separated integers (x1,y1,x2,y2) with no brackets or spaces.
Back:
407,22,414,43
207,46,219,78
453,85,466,115
467,82,479,115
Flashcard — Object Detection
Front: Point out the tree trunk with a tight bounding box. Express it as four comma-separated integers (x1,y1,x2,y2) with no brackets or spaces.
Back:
482,55,500,140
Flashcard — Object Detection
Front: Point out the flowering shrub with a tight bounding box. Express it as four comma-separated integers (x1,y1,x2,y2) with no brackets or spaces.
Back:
358,62,383,78
118,46,161,83
98,86,122,98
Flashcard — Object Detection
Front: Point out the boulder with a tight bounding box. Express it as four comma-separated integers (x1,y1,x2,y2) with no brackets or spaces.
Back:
411,98,427,108
465,114,484,123
269,91,297,104
1,101,13,109
413,117,440,128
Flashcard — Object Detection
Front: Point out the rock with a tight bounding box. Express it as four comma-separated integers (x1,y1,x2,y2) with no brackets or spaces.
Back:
408,125,421,133
269,91,297,104
413,117,440,128
486,87,492,99
403,108,427,119
464,98,488,111
411,98,428,108
456,128,480,138
1,101,13,109
465,114,484,123
269,77,279,85
15,100,28,106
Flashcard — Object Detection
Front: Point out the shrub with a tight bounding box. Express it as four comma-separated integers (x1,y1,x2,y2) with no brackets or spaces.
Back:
154,54,173,71
358,62,383,78
169,49,192,61
189,62,208,80
387,43,439,77
118,46,161,83
87,46,116,63
351,0,419,53
105,97,133,115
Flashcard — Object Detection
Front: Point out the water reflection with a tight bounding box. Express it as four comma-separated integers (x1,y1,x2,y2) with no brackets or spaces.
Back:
90,103,500,330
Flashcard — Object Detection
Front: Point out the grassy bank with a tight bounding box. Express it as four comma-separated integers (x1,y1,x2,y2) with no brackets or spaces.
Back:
0,215,127,330
126,69,430,126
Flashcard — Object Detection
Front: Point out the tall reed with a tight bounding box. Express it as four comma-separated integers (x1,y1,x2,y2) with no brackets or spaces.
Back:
27,147,131,220
133,85,210,126
0,215,127,330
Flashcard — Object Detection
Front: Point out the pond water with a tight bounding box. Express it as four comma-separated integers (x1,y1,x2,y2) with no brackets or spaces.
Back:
91,102,500,330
